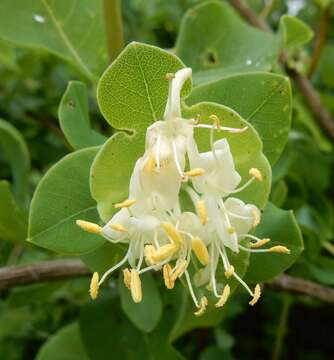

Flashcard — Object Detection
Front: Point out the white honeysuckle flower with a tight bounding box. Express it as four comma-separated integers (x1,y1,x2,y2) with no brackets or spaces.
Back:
76,65,290,316
187,138,241,197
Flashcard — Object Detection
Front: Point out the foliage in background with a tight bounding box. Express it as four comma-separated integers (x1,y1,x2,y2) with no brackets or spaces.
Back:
0,0,333,359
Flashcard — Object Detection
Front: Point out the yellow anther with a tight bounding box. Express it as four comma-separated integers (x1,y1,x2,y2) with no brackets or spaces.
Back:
161,222,184,246
253,210,261,227
151,243,179,262
224,265,235,279
144,245,156,265
192,237,209,266
197,200,208,225
209,114,221,130
89,272,99,300
109,223,127,233
130,269,142,303
250,238,271,249
249,284,261,306
194,296,208,317
268,245,290,254
227,226,236,234
165,72,175,80
170,260,188,281
163,264,174,289
249,168,263,181
123,268,131,290
184,168,205,177
144,156,156,172
76,220,102,235
115,199,136,208
215,284,230,308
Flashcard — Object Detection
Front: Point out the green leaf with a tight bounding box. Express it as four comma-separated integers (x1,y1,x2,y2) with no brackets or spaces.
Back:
36,323,88,360
80,296,182,360
93,42,271,221
0,119,30,203
119,272,163,333
245,202,304,283
0,0,107,81
175,1,279,85
0,40,18,71
187,72,292,165
59,81,107,150
0,181,27,243
28,147,105,255
279,15,314,49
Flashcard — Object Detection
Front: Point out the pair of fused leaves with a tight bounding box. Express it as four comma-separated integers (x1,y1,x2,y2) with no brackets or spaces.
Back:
0,1,312,84
29,42,302,286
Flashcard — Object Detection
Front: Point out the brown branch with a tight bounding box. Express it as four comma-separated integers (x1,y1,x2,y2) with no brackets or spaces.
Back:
308,4,332,78
230,0,334,143
0,260,334,304
266,273,334,303
0,259,90,290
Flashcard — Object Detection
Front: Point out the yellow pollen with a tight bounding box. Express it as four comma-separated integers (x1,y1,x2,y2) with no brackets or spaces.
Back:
76,220,102,235
253,210,261,227
250,238,271,249
89,272,99,300
268,245,290,254
184,168,205,177
144,245,156,265
130,269,142,303
224,265,235,279
170,260,187,281
209,114,221,130
197,200,208,225
151,243,179,262
161,222,184,245
144,156,156,172
215,284,230,308
109,223,127,233
123,268,131,290
194,296,208,317
249,168,263,181
227,226,236,234
192,237,209,266
165,72,175,80
249,284,261,306
163,264,174,289
115,199,136,208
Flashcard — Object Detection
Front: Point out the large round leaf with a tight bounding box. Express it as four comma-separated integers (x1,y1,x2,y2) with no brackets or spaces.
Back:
187,72,292,165
28,147,104,255
245,202,304,283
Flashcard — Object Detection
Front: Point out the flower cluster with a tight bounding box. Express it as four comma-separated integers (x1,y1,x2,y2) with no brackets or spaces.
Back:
77,68,290,316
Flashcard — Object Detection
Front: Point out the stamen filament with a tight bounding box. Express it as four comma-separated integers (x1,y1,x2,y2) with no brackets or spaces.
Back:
99,247,131,285
185,270,199,308
194,124,248,133
172,141,185,179
155,135,161,170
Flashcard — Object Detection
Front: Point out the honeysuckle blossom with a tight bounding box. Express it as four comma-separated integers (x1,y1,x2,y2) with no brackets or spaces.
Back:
76,67,290,317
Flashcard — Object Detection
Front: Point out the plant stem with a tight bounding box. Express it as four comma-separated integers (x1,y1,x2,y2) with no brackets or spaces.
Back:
103,0,124,62
272,296,292,360
308,3,332,78
260,0,277,20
